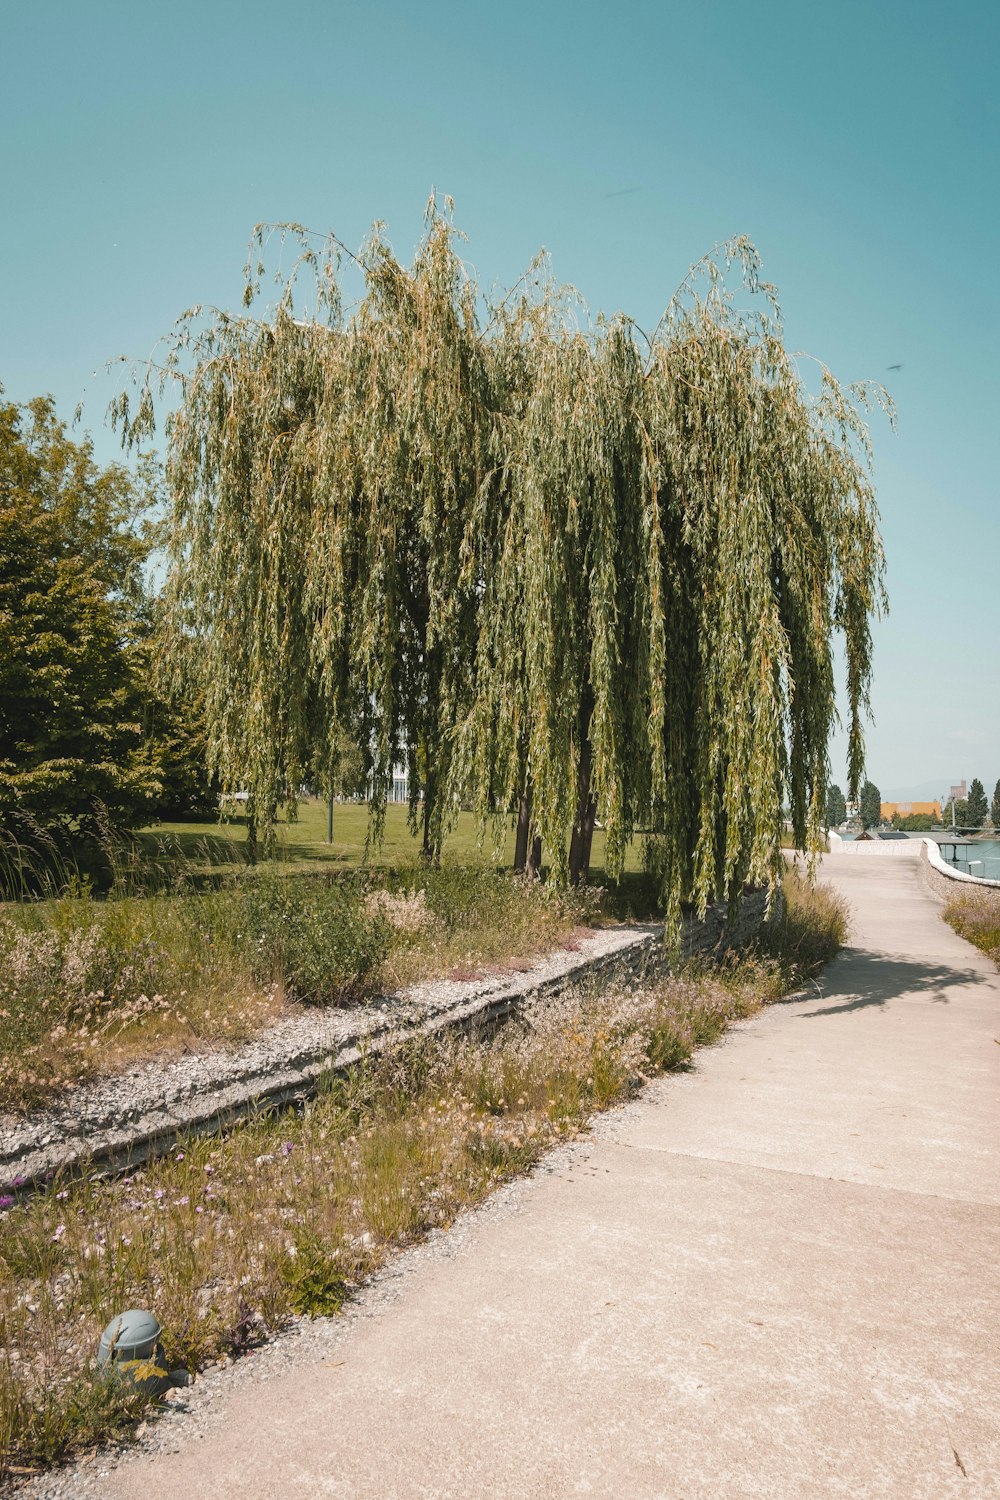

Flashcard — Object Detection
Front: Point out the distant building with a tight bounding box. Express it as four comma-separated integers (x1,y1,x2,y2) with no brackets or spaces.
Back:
880,800,941,822
946,780,967,805
368,764,410,803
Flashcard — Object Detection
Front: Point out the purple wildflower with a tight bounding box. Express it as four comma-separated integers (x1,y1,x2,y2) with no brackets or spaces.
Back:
281,1141,295,1157
0,1195,14,1211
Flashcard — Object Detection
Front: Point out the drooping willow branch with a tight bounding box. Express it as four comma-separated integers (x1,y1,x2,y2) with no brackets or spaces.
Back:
112,198,887,907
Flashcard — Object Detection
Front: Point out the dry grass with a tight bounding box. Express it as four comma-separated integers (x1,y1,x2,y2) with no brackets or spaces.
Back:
0,869,590,1114
0,874,845,1481
943,886,1000,965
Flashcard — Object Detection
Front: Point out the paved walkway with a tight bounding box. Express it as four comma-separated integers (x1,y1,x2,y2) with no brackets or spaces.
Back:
103,855,999,1499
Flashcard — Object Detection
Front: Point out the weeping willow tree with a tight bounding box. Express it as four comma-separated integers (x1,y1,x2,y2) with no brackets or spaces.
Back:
114,203,886,912
307,215,492,858
638,241,887,923
114,206,491,858
114,299,337,849
455,292,652,887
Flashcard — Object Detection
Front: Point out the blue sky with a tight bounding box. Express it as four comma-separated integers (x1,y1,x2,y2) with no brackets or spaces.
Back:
3,0,997,801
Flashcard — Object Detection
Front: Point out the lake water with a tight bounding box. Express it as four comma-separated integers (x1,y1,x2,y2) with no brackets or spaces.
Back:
839,833,1000,880
943,839,1000,879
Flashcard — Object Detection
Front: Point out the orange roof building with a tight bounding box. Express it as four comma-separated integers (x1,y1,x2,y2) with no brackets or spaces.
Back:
880,800,941,822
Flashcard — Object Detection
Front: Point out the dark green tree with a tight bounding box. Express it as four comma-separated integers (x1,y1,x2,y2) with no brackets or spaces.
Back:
142,683,218,820
991,779,1000,831
966,777,988,828
890,811,934,831
859,779,882,830
0,391,158,841
825,784,847,828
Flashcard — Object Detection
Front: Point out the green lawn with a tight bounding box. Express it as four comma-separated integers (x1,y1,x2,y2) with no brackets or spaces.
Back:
138,798,650,879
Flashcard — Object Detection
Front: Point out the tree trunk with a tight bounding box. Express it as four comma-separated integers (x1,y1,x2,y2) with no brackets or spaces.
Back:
580,797,597,875
514,784,532,873
568,736,594,886
327,794,334,845
527,834,542,877
246,810,258,866
421,776,440,865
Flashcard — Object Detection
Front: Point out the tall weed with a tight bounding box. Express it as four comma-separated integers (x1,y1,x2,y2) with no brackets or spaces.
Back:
944,887,1000,964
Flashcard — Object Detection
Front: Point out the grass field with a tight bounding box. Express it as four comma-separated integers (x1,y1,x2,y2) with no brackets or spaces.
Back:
137,797,653,878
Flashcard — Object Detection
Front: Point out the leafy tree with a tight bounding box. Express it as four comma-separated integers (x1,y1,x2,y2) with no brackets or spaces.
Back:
0,390,158,842
966,777,988,828
142,683,217,820
890,811,934,831
859,780,881,830
115,205,888,919
992,779,1000,831
950,797,969,828
825,784,847,828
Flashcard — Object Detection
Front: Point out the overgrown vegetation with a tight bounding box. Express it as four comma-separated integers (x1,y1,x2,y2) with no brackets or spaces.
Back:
943,886,1000,965
0,843,596,1112
0,875,846,1481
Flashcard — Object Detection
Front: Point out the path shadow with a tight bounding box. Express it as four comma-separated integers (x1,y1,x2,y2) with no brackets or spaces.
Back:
794,951,991,1018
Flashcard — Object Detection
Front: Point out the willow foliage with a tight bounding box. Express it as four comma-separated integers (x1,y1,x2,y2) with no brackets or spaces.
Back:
114,205,886,911
640,244,886,920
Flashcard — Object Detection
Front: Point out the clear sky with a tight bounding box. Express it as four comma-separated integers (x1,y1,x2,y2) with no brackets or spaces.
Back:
3,0,997,802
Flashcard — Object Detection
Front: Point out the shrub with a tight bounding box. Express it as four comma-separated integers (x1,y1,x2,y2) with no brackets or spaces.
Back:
944,888,1000,964
239,874,390,1004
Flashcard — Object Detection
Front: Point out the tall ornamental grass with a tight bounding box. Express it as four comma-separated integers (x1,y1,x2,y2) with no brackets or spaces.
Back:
944,887,1000,964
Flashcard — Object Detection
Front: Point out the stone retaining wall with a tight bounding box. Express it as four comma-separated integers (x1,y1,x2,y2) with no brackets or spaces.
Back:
2,889,771,1193
916,838,1000,905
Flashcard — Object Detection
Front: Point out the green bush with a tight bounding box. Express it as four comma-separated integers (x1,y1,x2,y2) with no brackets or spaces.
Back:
240,874,390,1004
282,1234,351,1316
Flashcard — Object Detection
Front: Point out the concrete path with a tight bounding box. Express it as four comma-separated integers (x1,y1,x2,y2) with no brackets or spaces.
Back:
102,855,1000,1499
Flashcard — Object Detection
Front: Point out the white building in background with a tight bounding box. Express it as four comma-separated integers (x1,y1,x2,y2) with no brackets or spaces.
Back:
365,764,411,804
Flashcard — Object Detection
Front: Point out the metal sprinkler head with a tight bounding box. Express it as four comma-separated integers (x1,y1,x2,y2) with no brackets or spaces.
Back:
97,1309,190,1398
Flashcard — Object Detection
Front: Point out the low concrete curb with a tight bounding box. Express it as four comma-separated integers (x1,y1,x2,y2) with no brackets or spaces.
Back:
917,836,1000,902
2,891,771,1193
